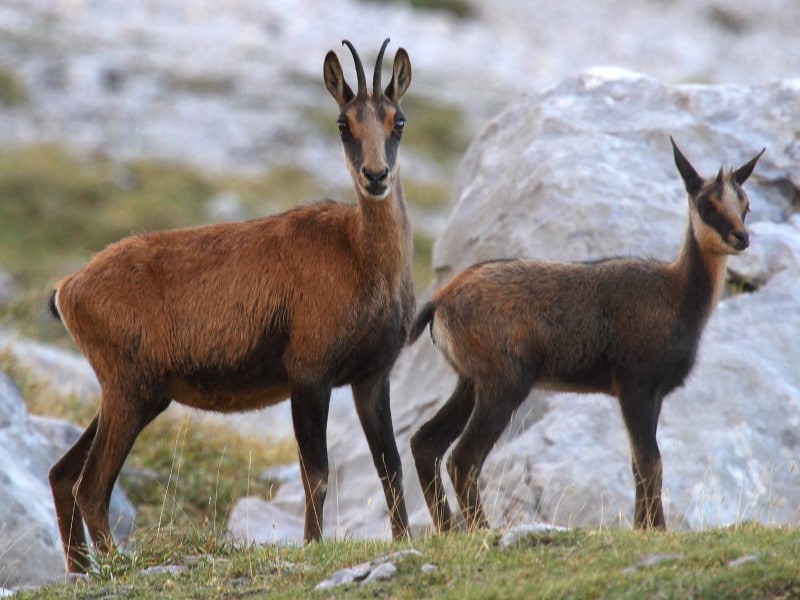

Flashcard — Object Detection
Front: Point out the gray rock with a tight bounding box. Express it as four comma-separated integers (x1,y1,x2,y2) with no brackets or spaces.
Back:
0,372,135,587
421,563,438,574
0,0,797,180
621,553,683,574
728,554,759,567
0,372,69,587
314,549,419,590
361,562,397,585
314,561,372,590
140,564,188,577
498,523,570,550
0,266,16,304
0,330,100,403
231,72,800,542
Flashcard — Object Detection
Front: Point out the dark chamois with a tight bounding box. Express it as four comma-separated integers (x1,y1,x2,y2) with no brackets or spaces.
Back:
409,139,765,532
48,38,414,573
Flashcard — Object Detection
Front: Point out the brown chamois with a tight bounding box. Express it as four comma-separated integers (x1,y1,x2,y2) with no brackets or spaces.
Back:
48,38,415,573
409,138,765,533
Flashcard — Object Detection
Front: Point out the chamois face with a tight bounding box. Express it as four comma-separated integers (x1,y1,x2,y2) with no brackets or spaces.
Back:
672,138,765,255
324,39,411,201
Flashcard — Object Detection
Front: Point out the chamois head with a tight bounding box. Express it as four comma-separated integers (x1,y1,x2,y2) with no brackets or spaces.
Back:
324,38,412,200
671,137,765,255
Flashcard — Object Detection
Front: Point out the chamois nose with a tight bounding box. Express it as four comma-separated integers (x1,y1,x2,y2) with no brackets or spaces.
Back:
732,230,749,250
362,167,389,184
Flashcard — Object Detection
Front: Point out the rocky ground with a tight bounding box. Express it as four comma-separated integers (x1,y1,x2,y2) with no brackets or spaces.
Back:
1,0,798,181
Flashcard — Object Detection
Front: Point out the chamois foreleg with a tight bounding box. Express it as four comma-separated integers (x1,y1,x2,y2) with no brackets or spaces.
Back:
410,376,475,532
619,389,666,530
49,414,99,573
446,376,531,530
352,373,410,539
291,383,332,542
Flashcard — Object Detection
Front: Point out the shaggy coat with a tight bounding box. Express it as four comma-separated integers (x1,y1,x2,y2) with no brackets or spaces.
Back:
409,139,764,532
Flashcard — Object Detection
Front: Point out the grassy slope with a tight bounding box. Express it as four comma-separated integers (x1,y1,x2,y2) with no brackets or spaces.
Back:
12,525,800,598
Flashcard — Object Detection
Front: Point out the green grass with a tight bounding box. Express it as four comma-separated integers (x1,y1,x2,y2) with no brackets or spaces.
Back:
13,524,800,598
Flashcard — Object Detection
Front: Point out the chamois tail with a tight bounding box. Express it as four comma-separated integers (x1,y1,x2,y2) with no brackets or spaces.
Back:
408,301,436,344
48,289,61,322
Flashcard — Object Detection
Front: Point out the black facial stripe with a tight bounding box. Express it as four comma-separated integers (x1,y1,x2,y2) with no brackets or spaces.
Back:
697,194,735,238
343,136,364,173
385,135,399,170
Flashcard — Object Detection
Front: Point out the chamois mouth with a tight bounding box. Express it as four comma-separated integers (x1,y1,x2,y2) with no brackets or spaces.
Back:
364,182,390,200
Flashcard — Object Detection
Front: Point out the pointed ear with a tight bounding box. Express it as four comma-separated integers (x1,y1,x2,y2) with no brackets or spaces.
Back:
385,48,411,103
734,147,766,185
671,137,704,195
324,50,354,107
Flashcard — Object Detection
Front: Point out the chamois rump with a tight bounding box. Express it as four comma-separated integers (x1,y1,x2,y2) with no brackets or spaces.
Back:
48,38,415,573
409,138,765,533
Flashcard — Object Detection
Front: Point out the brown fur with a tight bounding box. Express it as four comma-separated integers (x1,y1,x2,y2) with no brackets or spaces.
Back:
409,139,765,533
49,39,414,573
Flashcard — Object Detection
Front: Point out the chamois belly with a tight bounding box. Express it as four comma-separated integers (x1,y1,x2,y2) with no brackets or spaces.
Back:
165,375,291,413
536,360,615,395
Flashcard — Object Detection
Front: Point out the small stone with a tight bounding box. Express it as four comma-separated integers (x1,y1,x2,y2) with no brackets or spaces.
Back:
314,562,372,590
621,553,683,574
421,563,438,574
498,523,570,549
141,564,188,576
361,562,397,585
728,554,759,567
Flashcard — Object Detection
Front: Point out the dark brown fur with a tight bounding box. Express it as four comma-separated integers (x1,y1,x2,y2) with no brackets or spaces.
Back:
409,139,765,533
48,39,414,573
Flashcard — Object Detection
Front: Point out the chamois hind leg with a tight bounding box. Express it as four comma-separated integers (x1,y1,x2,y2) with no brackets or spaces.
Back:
446,376,530,530
410,377,475,533
291,383,332,542
619,389,666,530
72,385,169,569
49,414,99,573
352,373,409,539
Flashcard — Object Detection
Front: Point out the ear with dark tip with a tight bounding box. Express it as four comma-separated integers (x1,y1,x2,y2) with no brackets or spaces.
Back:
734,147,766,185
324,50,354,107
671,137,704,195
385,48,412,103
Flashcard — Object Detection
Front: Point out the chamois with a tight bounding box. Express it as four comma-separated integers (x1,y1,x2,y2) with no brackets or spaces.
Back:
48,38,415,573
409,139,765,533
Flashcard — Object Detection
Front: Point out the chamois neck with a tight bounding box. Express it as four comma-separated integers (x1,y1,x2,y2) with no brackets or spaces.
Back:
353,174,412,283
670,219,729,324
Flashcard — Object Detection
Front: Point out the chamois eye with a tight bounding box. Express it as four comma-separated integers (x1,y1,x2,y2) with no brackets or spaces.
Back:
337,119,350,139
393,117,406,136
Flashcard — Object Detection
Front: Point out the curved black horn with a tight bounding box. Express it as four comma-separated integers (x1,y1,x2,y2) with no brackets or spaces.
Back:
373,38,390,99
342,40,366,100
